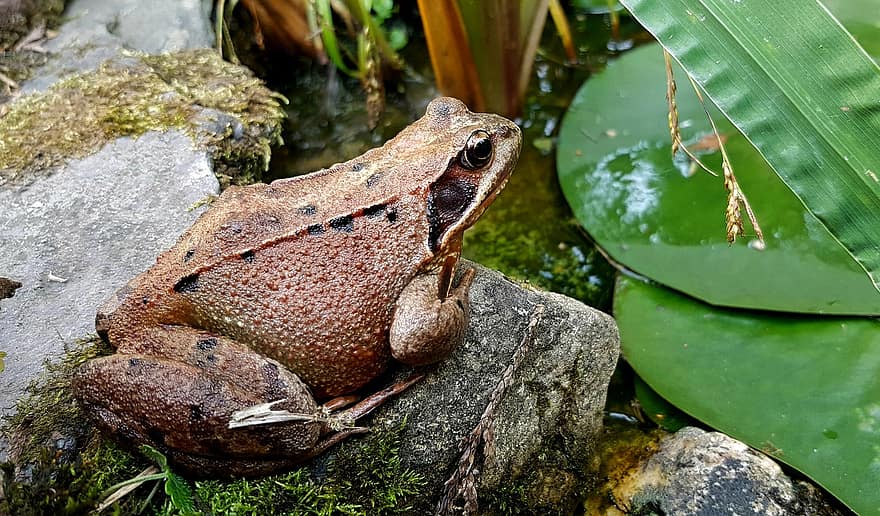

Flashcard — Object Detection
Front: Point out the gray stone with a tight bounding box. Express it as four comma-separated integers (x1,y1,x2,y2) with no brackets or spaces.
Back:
0,131,219,423
612,426,846,515
314,262,620,514
23,0,213,93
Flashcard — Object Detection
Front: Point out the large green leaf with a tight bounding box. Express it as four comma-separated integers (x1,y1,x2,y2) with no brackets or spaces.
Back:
557,44,880,314
614,275,880,515
618,0,880,291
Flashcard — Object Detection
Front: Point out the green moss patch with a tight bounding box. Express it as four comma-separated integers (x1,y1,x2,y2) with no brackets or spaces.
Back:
193,422,425,515
0,49,284,187
0,337,149,514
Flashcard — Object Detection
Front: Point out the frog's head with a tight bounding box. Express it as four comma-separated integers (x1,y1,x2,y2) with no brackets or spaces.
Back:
416,97,522,254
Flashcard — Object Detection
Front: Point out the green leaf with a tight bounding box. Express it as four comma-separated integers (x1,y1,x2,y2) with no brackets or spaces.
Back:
139,444,169,471
615,275,880,514
387,26,408,51
165,471,196,514
571,0,623,14
315,0,359,77
556,43,880,314
618,0,880,291
138,444,196,513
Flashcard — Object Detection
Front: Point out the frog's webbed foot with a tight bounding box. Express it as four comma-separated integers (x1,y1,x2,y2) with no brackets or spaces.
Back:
389,258,475,366
230,373,423,430
275,373,423,464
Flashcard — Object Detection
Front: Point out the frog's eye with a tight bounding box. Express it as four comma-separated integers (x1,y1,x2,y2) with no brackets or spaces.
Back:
459,130,493,170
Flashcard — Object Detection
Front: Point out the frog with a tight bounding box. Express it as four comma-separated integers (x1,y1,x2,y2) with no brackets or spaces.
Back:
73,97,522,477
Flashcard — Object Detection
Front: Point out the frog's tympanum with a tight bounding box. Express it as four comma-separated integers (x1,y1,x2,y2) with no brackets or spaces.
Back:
73,97,522,477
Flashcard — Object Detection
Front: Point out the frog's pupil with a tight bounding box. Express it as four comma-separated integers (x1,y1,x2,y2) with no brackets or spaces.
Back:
474,138,490,158
461,130,493,169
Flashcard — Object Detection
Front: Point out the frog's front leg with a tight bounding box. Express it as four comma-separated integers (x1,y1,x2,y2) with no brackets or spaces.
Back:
389,258,476,366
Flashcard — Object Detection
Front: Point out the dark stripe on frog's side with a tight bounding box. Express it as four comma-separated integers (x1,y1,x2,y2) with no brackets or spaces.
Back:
196,337,218,350
260,361,290,400
173,273,200,293
175,195,403,281
195,353,217,369
329,215,354,232
365,172,383,188
363,203,386,218
189,404,204,423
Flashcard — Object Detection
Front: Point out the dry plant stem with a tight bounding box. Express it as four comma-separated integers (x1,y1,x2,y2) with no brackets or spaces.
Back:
96,466,161,513
664,51,716,177
0,71,18,89
663,50,764,245
437,303,546,516
686,75,764,245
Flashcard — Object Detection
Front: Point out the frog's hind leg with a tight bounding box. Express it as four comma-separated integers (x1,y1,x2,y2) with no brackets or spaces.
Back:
73,325,322,476
297,373,424,459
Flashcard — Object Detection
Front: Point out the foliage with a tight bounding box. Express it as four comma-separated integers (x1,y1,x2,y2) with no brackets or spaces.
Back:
556,2,880,512
615,276,880,515
620,0,880,291
420,0,551,117
557,44,880,315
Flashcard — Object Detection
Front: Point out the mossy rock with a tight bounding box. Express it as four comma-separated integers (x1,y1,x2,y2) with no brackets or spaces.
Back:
0,49,285,187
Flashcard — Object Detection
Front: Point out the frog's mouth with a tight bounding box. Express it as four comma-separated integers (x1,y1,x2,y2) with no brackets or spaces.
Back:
426,121,521,253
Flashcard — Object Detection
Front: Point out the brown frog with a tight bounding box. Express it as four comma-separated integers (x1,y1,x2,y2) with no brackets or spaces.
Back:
73,97,521,477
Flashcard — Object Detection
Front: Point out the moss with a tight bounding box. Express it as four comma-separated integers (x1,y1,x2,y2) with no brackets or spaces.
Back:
464,216,614,309
0,49,284,187
483,482,529,515
195,468,360,515
2,336,106,463
0,337,152,515
194,421,425,515
325,420,427,513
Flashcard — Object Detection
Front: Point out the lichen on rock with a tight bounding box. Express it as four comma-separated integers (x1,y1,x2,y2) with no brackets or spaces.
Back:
0,49,285,187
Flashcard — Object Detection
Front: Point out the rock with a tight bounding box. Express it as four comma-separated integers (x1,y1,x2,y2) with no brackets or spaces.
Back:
0,131,218,423
605,426,846,515
312,262,620,514
22,0,212,93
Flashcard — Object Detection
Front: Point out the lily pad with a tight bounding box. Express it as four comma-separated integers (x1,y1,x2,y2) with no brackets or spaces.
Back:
556,43,880,315
614,275,880,515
